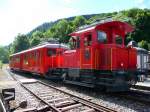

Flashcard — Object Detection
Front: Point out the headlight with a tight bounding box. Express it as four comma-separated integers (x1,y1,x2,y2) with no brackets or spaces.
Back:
121,62,124,67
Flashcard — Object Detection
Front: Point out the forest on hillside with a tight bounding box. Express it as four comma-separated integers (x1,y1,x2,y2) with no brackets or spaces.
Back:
0,8,150,63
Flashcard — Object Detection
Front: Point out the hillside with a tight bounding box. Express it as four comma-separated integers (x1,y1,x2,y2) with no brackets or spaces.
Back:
27,13,117,37
0,8,150,63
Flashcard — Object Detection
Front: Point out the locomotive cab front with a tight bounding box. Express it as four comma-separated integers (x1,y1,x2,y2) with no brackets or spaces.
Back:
93,21,137,91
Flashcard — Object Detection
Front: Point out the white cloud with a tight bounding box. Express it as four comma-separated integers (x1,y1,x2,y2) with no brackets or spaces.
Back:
133,0,147,9
136,0,144,4
61,0,75,4
0,0,79,45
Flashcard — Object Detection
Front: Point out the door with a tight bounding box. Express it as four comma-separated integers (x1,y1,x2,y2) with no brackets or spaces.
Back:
47,48,57,68
81,34,92,69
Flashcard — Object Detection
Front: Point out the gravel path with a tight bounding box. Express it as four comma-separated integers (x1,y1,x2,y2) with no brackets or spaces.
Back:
0,70,45,111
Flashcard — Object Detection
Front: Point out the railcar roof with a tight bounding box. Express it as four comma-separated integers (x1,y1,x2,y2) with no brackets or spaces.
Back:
70,20,134,36
134,47,148,53
10,43,69,57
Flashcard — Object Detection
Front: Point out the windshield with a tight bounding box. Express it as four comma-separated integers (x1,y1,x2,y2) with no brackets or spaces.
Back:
97,31,107,43
116,35,122,45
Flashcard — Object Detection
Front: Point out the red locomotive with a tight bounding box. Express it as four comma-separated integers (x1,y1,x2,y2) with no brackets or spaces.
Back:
10,20,139,91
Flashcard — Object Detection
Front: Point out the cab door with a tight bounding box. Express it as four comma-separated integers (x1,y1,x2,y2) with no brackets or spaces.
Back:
81,33,93,69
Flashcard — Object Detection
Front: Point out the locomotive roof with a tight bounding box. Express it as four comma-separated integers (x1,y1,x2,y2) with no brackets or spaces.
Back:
70,20,134,36
10,43,69,56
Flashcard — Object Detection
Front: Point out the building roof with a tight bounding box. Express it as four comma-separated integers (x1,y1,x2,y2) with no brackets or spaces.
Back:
134,47,148,53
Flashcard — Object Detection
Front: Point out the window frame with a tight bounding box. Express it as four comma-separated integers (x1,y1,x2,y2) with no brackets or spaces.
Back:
47,49,56,57
97,31,107,44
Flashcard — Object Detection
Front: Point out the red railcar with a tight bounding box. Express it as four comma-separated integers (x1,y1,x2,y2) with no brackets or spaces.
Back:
9,43,69,76
10,20,139,91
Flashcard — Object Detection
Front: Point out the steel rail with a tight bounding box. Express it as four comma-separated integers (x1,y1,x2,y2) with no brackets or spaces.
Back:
9,70,61,112
9,70,117,112
132,85,150,91
38,80,117,112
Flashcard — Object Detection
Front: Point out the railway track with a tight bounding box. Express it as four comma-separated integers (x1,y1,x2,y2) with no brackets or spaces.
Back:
113,90,150,106
132,84,150,91
108,85,150,106
8,70,117,112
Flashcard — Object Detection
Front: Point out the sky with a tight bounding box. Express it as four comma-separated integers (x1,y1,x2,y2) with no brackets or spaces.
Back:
0,0,149,46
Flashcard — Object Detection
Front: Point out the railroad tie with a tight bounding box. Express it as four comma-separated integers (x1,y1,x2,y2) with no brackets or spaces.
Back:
47,97,70,103
59,103,82,111
54,100,76,107
81,108,95,112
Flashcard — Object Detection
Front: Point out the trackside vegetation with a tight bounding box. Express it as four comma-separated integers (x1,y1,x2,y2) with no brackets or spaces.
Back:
0,8,150,63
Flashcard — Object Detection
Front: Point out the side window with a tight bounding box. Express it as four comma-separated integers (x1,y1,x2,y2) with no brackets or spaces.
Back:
16,56,20,63
33,52,36,61
116,35,122,45
48,49,56,56
24,54,28,65
35,51,40,61
76,37,80,48
97,31,107,43
30,52,32,59
69,36,80,49
84,34,92,46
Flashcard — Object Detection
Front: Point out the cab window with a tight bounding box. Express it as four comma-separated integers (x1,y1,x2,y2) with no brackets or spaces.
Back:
48,49,56,56
76,37,80,48
84,34,92,46
69,36,80,49
97,31,107,43
116,35,122,45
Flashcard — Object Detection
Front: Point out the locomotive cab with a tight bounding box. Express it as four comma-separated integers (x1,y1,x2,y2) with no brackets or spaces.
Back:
63,21,138,91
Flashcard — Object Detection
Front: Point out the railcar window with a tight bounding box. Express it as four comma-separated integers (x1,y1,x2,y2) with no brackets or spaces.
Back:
33,52,36,61
57,50,62,55
16,56,20,62
48,49,56,56
76,37,80,48
97,31,107,43
116,35,122,45
24,55,28,65
36,51,39,60
30,53,32,59
84,34,92,46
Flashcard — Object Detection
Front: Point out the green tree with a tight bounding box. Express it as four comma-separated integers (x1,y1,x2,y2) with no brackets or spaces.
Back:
30,31,44,47
0,46,9,63
131,10,150,42
10,34,30,53
73,16,87,29
138,40,149,50
44,19,73,43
